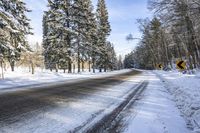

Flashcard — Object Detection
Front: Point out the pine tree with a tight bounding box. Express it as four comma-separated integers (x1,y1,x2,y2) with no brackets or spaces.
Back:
96,0,111,72
43,0,64,72
105,41,118,71
42,12,49,69
60,0,76,73
73,0,98,73
86,1,98,73
43,0,76,73
0,0,32,71
42,0,115,73
73,0,88,73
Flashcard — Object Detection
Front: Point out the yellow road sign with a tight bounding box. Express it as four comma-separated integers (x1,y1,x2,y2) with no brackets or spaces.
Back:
176,60,186,70
157,64,163,69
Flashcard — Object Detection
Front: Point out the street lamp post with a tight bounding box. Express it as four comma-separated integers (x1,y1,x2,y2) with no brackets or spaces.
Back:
0,54,4,79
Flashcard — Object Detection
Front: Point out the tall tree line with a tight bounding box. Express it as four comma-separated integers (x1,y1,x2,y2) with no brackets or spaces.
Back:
0,0,32,71
125,0,200,70
42,0,117,73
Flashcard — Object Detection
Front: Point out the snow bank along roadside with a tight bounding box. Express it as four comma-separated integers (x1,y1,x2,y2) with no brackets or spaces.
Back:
0,68,133,93
123,72,189,133
154,70,200,132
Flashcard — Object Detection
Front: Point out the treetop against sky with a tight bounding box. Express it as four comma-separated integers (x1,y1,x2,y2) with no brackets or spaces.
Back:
25,0,152,56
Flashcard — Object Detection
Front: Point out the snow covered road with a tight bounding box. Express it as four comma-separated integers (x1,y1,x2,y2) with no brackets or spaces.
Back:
0,70,191,133
0,70,144,133
0,69,133,92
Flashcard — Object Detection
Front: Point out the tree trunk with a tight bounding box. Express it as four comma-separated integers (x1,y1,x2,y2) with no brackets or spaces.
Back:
73,64,75,73
55,64,58,72
92,57,95,73
89,61,91,72
10,61,14,72
68,61,72,73
82,61,84,72
66,8,72,73
29,65,31,72
0,62,4,79
78,48,80,73
104,67,106,72
191,53,197,69
188,54,194,70
31,62,34,75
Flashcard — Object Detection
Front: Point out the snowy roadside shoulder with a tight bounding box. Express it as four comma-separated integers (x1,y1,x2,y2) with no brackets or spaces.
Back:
154,70,200,132
121,71,189,133
0,68,132,93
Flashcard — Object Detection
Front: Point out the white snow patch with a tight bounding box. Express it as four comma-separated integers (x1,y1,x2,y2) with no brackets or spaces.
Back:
123,72,189,133
0,68,132,93
154,70,200,132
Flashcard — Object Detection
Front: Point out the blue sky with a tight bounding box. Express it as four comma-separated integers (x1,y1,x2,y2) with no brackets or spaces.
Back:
25,0,152,56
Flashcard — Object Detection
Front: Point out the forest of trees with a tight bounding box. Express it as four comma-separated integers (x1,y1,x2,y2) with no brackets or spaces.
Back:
124,0,200,70
0,0,119,74
42,0,118,73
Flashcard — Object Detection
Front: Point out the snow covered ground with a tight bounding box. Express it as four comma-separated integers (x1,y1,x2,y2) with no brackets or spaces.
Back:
0,68,131,92
116,71,190,133
154,70,200,132
0,68,197,132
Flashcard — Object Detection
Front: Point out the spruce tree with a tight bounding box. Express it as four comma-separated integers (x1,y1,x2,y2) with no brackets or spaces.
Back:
0,0,32,71
44,0,76,73
61,0,75,73
42,12,49,69
96,0,111,72
73,0,88,73
86,1,98,73
43,0,64,72
73,0,97,73
42,0,114,73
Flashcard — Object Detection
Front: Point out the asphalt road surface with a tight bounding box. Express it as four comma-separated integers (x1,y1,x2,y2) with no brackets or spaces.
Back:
0,70,144,133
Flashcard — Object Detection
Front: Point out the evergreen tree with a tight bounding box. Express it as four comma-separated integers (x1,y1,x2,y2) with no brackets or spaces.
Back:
96,0,111,72
60,0,76,73
42,12,49,69
42,0,116,73
105,41,118,71
73,0,99,73
87,3,99,73
43,0,63,72
73,0,91,73
0,0,32,71
43,0,75,73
